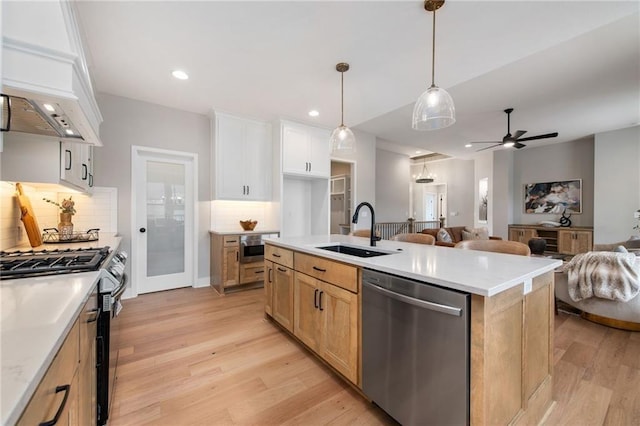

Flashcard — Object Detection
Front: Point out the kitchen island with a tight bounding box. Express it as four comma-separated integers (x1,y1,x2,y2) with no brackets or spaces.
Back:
264,234,562,425
0,234,122,425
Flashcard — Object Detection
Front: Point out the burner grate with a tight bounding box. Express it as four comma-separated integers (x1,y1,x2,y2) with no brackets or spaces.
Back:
0,247,111,280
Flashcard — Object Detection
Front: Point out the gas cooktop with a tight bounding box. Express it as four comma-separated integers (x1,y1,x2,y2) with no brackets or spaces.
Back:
0,247,111,280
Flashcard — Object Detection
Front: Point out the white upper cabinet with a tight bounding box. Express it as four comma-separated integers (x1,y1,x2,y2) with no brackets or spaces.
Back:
282,121,330,178
1,133,94,192
212,112,272,201
60,142,94,192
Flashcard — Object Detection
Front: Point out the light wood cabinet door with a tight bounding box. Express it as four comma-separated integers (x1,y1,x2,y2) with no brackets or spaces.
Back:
18,321,80,426
558,230,593,255
223,246,240,287
319,281,358,384
264,260,273,316
294,272,321,351
509,228,537,244
78,290,98,426
273,264,294,332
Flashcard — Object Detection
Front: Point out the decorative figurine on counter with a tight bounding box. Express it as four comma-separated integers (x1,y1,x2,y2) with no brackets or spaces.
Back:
559,209,572,227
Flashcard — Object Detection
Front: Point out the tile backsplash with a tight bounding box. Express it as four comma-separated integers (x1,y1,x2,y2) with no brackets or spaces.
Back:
210,200,278,232
0,182,118,250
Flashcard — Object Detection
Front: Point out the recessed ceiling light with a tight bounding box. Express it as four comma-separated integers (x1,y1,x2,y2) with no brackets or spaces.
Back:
308,110,319,117
415,150,422,154
43,103,55,112
65,129,74,135
172,70,189,80
465,144,472,148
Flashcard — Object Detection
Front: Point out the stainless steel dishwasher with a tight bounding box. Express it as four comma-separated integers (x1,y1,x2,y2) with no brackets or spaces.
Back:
362,269,470,425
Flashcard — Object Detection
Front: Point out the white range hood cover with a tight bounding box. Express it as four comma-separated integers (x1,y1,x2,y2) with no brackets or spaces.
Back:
2,1,103,146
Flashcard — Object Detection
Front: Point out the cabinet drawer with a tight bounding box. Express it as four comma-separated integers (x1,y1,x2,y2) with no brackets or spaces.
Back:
223,235,240,247
240,262,265,284
265,245,293,268
295,252,358,293
18,320,80,426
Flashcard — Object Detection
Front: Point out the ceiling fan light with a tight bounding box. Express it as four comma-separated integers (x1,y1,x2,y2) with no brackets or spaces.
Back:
412,85,456,130
503,141,515,148
330,125,356,153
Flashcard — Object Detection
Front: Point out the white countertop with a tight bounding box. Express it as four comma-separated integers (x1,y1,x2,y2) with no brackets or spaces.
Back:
265,234,562,297
209,229,280,236
0,234,122,425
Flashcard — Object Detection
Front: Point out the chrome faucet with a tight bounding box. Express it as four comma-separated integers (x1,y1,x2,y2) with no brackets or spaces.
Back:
352,202,381,247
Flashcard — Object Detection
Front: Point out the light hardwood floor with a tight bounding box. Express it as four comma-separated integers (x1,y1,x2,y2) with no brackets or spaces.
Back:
110,287,640,425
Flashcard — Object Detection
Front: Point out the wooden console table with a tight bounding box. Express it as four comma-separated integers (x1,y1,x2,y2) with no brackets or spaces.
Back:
508,225,593,255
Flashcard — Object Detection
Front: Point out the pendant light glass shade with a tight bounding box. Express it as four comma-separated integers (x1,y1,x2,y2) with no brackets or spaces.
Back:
330,62,355,154
330,125,356,152
412,0,455,131
412,84,455,130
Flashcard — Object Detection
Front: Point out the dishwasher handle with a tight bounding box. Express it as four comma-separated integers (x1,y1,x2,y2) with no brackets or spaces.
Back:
363,280,462,317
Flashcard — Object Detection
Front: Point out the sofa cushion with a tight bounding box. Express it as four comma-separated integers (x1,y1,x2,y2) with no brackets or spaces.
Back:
462,227,490,241
421,228,440,240
437,228,453,243
447,226,466,243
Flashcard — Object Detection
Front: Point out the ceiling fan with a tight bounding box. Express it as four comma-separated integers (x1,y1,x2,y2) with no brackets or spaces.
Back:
471,108,558,151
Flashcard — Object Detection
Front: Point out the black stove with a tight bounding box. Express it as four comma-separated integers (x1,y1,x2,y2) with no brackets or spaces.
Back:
0,246,111,280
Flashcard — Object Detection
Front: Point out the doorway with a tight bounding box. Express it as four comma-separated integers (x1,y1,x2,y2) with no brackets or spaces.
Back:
330,160,355,234
131,146,198,295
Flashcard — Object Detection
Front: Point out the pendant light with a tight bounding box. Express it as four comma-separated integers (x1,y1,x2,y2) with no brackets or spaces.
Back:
412,0,455,131
330,62,356,154
415,158,435,183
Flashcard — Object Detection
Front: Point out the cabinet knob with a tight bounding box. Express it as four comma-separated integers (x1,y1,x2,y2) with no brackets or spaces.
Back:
139,227,146,233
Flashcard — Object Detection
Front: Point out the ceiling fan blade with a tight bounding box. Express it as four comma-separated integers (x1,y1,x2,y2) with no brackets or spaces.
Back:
513,142,526,149
517,132,558,142
513,130,527,139
470,141,502,144
476,144,503,152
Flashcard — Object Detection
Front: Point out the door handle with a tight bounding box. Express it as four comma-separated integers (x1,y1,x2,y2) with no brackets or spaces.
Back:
65,150,72,170
318,290,324,311
268,268,272,283
312,266,326,273
139,227,146,233
363,280,463,316
247,185,249,195
82,164,88,180
314,288,319,308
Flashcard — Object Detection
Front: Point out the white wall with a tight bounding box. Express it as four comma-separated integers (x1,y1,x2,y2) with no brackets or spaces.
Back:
594,125,640,243
492,149,514,239
96,93,211,288
511,137,594,227
375,148,410,222
473,152,493,233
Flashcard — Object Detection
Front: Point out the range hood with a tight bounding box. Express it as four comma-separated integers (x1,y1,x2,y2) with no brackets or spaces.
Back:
1,95,84,140
2,0,103,146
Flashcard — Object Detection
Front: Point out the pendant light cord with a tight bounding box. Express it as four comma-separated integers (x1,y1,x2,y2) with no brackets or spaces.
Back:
431,7,436,87
340,71,345,126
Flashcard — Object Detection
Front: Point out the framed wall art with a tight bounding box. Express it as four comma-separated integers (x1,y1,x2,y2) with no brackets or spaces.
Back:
478,177,488,223
524,179,582,214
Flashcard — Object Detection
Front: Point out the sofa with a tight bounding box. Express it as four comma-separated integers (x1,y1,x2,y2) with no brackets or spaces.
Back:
421,226,502,247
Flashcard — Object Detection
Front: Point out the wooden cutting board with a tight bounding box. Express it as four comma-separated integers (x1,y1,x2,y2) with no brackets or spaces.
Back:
16,183,43,247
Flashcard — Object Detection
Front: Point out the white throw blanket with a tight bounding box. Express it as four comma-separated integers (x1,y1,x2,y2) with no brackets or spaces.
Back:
564,252,639,302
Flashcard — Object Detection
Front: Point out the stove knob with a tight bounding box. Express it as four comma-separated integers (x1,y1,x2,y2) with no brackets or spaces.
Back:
116,251,128,262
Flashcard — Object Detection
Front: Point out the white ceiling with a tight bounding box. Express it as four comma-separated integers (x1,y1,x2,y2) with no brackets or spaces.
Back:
74,1,640,159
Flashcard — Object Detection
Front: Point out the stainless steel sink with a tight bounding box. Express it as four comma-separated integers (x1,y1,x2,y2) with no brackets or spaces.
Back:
317,244,392,258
